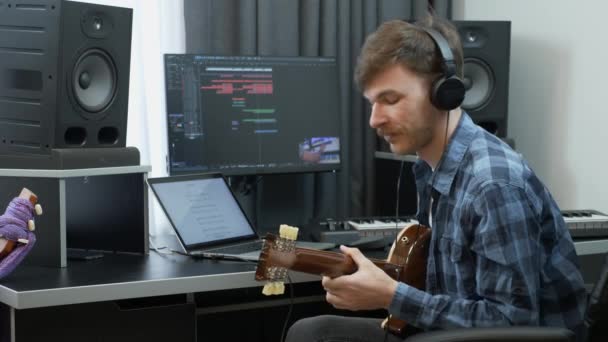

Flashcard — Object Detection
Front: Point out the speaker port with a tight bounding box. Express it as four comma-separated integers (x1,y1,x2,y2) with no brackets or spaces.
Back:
98,126,119,145
65,127,87,146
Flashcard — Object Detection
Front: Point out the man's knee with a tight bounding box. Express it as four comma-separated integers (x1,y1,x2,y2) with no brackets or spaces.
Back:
286,315,341,342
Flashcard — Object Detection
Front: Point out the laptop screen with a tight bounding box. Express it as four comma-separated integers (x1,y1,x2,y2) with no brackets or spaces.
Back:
148,174,257,248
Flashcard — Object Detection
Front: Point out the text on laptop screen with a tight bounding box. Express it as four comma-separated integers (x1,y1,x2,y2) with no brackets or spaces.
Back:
150,177,255,246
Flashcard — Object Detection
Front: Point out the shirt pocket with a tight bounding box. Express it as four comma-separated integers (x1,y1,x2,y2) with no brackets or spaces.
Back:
437,236,474,294
438,236,463,262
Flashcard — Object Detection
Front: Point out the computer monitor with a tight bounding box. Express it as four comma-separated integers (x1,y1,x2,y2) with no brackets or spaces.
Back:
164,55,342,176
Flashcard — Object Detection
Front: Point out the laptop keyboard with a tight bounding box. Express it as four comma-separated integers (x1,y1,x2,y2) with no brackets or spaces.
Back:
204,240,263,255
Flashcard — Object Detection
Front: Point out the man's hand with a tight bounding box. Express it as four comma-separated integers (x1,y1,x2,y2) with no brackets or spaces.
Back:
322,245,398,311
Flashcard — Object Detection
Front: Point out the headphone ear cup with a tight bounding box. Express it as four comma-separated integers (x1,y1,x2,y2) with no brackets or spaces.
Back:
431,76,466,111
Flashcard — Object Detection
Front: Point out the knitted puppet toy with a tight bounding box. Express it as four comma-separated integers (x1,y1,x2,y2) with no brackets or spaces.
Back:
0,188,42,279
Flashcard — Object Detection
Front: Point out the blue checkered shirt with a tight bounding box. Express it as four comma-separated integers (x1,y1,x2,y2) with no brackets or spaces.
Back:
388,113,587,339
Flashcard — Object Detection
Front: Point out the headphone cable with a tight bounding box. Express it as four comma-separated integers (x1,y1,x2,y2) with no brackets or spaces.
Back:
384,110,451,342
384,159,406,342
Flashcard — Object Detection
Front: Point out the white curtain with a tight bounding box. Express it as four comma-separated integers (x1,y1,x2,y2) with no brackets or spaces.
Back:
72,0,185,236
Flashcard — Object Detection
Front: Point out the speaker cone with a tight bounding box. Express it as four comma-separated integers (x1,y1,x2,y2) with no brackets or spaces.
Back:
462,57,495,111
72,48,117,114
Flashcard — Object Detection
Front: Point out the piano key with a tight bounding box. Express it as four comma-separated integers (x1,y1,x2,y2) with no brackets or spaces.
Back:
562,210,608,238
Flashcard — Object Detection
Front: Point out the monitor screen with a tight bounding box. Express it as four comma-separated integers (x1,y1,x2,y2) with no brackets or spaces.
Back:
164,55,342,176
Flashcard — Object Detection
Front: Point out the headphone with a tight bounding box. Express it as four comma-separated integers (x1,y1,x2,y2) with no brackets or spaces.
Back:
419,26,466,111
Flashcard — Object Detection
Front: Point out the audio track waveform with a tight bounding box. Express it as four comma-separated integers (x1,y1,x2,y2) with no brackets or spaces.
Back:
199,70,279,136
242,118,277,124
200,79,273,95
242,109,275,114
232,97,245,107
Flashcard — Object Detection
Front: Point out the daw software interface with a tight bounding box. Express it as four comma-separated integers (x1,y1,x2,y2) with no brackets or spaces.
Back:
164,55,341,176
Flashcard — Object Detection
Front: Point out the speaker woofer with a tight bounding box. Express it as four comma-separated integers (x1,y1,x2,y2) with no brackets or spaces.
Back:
462,57,495,111
72,48,117,115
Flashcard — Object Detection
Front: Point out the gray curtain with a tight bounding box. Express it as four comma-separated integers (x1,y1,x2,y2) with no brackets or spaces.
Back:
183,0,450,233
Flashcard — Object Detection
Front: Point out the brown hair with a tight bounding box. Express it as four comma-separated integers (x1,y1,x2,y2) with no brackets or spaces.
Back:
354,15,463,90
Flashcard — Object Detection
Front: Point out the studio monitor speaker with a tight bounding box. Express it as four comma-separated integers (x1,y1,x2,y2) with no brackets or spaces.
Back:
453,21,511,137
0,0,132,155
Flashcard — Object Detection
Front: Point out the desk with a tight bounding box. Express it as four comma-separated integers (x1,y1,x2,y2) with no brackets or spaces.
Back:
0,239,606,341
0,252,320,341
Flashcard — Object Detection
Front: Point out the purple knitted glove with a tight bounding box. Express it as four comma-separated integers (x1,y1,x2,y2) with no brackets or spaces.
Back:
0,197,37,279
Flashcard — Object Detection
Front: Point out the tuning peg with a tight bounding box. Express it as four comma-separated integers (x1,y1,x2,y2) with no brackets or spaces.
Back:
262,281,286,295
262,283,274,295
276,282,285,294
34,204,43,216
28,220,35,231
279,224,299,240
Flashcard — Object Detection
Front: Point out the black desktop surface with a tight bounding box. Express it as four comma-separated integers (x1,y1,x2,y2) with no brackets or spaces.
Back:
0,252,256,295
1,241,602,311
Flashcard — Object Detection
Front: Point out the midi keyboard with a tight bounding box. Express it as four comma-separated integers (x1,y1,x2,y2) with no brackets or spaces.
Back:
315,210,608,243
562,209,608,238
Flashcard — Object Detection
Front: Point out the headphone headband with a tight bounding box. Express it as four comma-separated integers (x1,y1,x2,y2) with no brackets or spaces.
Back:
420,27,457,78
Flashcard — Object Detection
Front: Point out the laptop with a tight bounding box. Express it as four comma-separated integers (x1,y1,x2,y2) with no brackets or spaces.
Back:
147,173,334,261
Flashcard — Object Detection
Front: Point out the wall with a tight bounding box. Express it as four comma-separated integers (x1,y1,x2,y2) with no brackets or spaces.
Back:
453,0,608,212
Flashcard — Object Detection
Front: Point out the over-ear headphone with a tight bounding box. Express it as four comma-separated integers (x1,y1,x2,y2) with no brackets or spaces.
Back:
419,26,466,111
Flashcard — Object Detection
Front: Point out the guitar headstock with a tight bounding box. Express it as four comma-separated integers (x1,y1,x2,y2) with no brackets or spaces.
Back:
0,188,43,257
18,187,43,231
19,188,38,205
256,224,299,295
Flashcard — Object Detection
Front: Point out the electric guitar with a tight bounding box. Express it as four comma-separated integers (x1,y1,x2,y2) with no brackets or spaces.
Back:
255,223,431,337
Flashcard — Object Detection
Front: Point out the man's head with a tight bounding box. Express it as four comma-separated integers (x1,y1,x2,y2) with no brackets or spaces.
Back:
355,15,464,156
355,16,464,93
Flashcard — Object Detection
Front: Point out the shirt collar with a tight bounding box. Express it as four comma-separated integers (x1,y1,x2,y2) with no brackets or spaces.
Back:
413,112,476,196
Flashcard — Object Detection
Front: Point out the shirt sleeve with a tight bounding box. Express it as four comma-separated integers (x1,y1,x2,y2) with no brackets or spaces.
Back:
388,181,542,329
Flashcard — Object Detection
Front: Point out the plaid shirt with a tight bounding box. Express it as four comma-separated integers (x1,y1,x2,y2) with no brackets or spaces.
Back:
388,113,587,339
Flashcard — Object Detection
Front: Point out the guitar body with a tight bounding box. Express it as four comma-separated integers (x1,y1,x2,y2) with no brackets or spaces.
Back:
382,224,431,336
256,224,431,338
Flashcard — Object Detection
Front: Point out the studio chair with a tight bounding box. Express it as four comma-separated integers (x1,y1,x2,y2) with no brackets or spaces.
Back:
406,254,608,342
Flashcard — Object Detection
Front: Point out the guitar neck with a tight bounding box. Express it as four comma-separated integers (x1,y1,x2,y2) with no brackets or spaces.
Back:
289,248,400,279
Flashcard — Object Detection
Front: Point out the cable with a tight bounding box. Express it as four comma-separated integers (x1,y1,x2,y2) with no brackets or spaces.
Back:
169,249,258,263
148,237,173,256
239,175,264,196
395,160,406,227
391,159,407,255
280,273,295,342
425,110,451,222
383,111,452,342
383,159,407,342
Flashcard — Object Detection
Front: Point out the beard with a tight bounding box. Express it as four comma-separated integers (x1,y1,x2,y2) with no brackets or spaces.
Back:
378,122,434,155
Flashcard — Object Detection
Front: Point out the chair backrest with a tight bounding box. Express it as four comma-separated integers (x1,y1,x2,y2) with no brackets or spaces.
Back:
583,254,608,341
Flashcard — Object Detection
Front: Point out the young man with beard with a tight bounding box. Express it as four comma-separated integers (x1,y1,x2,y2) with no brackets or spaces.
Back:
285,15,587,342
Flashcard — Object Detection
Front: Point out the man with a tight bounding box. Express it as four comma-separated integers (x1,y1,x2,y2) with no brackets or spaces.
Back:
286,15,587,342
